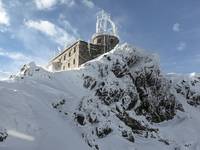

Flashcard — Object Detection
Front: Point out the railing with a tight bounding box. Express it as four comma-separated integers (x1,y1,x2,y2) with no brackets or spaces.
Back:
91,32,119,40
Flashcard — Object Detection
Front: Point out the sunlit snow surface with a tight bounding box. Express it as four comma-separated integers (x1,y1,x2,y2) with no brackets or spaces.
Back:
0,44,200,150
7,130,34,141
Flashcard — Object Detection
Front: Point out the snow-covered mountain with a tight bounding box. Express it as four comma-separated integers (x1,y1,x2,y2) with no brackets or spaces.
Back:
1,43,200,150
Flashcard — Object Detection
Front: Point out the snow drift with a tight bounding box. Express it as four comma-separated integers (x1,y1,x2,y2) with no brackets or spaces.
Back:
0,43,200,150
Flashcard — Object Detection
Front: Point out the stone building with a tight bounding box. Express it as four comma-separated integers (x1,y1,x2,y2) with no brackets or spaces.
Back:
48,10,119,71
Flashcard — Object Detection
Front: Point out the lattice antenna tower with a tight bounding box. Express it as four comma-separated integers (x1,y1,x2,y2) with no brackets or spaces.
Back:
96,10,118,36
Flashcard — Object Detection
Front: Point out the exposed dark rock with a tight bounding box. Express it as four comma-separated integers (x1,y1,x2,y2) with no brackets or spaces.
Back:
88,113,98,124
96,126,112,138
134,71,179,123
121,130,135,142
158,138,170,145
174,78,200,107
90,81,97,90
79,44,186,147
0,130,8,142
95,144,99,150
76,114,85,126
188,94,200,107
83,76,96,89
52,99,66,110
116,112,157,133
111,60,128,78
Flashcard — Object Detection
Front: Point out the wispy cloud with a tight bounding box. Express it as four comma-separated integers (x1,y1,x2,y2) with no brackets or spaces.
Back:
35,0,57,10
177,42,186,51
172,23,180,32
0,70,11,80
0,47,47,66
0,0,10,25
60,0,75,7
0,48,35,79
25,20,57,36
34,0,75,10
25,19,77,46
0,47,48,79
0,48,30,62
194,54,200,63
82,0,94,8
58,13,79,37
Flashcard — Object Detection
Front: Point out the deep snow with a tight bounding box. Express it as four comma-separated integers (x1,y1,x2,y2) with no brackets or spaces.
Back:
0,44,200,150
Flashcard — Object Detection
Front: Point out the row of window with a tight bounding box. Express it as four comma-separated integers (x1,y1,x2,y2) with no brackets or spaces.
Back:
63,46,77,61
97,38,114,44
62,58,76,70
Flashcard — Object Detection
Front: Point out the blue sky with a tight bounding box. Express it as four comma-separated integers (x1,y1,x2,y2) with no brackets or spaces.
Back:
0,0,199,79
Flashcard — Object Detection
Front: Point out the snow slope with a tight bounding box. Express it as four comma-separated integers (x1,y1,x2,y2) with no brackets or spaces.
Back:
0,43,200,150
0,66,90,150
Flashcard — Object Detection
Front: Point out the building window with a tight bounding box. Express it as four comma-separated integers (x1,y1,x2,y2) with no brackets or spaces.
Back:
68,63,70,68
74,47,76,53
110,39,114,44
73,59,75,65
97,38,101,44
63,54,66,60
69,51,71,57
63,66,65,70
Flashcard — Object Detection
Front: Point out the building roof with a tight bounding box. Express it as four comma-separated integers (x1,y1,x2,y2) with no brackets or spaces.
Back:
50,40,81,62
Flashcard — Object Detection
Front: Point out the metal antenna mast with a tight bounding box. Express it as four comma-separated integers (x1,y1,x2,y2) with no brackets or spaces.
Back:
96,10,118,36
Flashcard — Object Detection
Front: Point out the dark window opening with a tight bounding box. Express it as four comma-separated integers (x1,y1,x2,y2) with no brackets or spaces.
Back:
68,63,70,68
97,38,101,44
63,54,66,60
73,59,75,64
69,51,71,57
110,39,114,44
74,47,76,53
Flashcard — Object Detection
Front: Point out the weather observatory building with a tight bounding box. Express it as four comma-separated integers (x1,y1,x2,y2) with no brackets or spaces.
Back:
48,10,119,71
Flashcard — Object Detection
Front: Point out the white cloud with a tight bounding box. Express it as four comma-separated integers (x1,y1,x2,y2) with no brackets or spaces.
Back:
58,14,79,37
35,0,57,10
25,20,77,46
82,0,94,8
34,0,75,10
25,20,57,36
60,0,75,7
177,42,186,51
0,0,10,25
173,23,180,32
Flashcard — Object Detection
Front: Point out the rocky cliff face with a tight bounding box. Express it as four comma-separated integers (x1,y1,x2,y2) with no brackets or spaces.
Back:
72,44,184,149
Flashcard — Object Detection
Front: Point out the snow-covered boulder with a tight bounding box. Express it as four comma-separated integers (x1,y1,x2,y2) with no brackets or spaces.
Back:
0,129,8,142
10,61,51,80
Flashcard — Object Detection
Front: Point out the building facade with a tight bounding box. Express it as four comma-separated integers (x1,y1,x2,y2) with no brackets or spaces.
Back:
48,10,119,71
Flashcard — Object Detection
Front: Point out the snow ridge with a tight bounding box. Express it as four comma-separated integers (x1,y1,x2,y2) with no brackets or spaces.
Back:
0,43,200,150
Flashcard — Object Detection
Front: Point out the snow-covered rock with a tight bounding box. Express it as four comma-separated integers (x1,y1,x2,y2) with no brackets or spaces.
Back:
0,43,200,150
169,73,200,107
